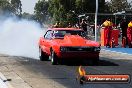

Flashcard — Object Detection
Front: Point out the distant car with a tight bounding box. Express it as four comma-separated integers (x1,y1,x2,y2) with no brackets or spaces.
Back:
39,28,100,65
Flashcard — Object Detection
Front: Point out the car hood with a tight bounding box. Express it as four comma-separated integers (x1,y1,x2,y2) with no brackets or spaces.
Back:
52,35,100,47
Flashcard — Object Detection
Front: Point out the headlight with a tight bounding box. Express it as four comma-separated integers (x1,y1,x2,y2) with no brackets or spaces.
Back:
94,47,101,51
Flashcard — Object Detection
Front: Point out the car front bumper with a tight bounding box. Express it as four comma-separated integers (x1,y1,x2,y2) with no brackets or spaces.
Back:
57,51,99,59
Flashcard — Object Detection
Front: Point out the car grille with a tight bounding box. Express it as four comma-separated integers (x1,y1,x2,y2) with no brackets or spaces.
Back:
60,46,100,52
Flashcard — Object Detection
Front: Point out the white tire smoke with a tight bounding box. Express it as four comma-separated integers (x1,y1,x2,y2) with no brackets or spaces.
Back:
0,18,45,59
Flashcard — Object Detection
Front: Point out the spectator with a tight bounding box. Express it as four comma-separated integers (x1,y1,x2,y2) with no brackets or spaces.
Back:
127,21,132,48
80,19,88,32
102,19,113,28
102,19,113,47
120,19,128,45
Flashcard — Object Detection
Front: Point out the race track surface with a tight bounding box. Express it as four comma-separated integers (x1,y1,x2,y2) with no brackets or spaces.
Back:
0,50,132,88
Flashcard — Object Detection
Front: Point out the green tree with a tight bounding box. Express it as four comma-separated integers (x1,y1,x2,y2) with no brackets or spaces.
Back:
75,0,96,14
0,0,12,15
99,0,105,13
75,0,105,14
0,0,22,17
11,0,22,16
109,0,131,12
34,0,49,24
22,12,34,20
48,0,77,26
104,1,112,13
48,0,63,22
75,0,83,14
35,0,106,26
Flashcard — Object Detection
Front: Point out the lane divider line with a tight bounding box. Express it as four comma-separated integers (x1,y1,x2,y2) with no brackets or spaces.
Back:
0,72,14,88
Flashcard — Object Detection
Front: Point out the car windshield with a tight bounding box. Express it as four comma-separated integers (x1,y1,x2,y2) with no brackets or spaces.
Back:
53,30,87,38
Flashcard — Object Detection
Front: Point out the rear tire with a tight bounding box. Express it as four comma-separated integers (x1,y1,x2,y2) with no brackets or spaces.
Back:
39,48,48,61
51,50,58,65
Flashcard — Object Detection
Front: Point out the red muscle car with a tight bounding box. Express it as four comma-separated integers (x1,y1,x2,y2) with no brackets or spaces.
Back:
39,28,100,65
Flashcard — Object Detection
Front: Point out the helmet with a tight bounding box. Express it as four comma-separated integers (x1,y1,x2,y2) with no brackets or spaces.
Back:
128,21,132,27
103,20,109,27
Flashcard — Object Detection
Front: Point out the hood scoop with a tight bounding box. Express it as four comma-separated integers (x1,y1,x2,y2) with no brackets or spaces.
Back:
64,35,86,45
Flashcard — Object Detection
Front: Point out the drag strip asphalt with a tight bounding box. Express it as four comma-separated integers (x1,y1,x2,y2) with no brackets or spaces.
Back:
0,50,132,88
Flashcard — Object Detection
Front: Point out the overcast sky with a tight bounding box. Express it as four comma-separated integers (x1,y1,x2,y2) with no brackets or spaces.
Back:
21,0,39,14
21,0,131,14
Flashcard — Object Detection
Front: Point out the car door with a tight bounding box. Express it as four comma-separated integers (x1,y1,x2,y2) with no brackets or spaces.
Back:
42,30,53,55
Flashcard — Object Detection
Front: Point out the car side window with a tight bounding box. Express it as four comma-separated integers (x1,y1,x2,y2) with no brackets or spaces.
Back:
44,30,53,39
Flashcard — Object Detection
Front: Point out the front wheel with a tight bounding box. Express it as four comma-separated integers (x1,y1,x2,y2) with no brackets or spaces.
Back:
39,48,48,61
51,50,58,65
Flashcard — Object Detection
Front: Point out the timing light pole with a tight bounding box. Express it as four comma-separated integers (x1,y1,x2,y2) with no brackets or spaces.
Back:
95,0,98,42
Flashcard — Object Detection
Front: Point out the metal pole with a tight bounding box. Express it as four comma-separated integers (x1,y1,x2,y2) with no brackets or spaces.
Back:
95,0,98,41
115,15,116,25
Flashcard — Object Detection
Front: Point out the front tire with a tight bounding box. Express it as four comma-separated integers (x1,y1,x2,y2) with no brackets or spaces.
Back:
51,50,58,65
39,48,48,61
